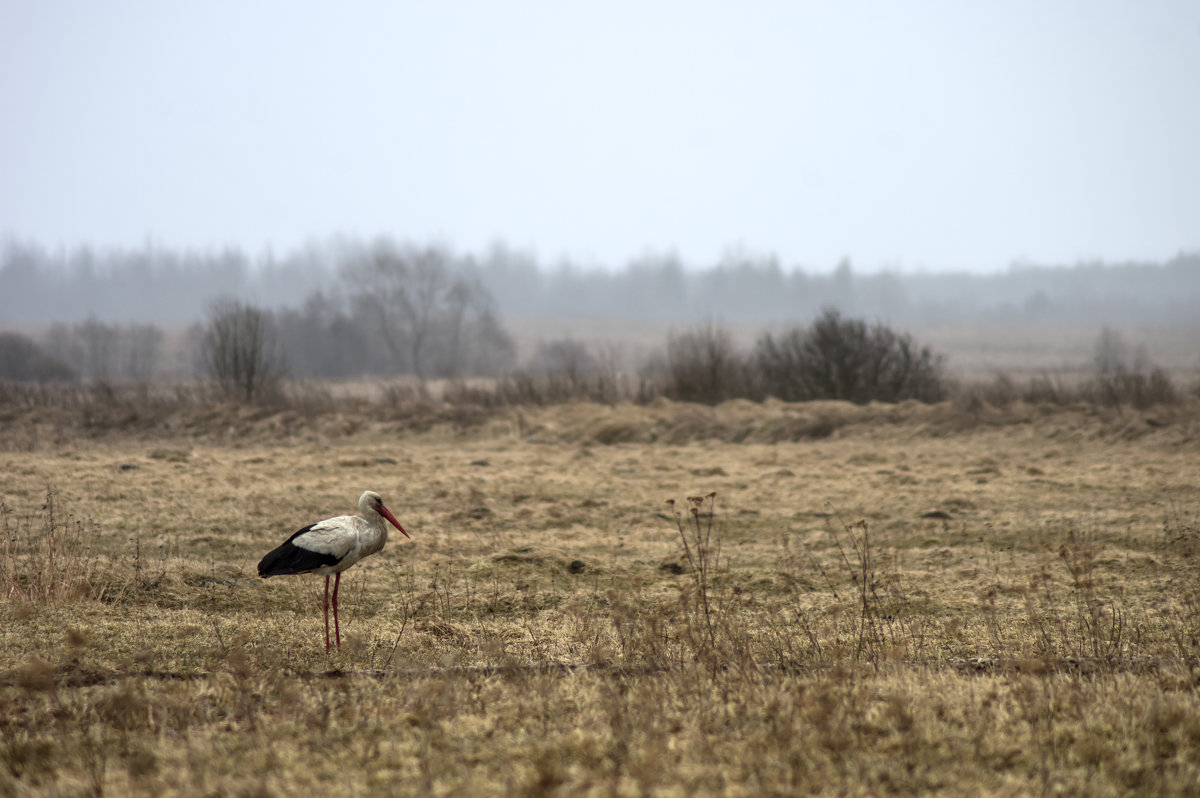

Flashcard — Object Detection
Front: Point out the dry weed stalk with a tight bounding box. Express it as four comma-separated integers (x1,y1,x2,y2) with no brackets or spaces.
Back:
667,492,720,651
824,510,900,664
2,489,100,603
1160,501,1200,660
381,567,416,670
663,492,758,678
1019,528,1148,669
0,489,159,605
1058,530,1128,662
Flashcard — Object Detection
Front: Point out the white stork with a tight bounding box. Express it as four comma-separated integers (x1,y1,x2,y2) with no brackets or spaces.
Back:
257,490,410,653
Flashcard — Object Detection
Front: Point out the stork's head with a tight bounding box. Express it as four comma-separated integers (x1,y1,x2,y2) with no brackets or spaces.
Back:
360,490,411,539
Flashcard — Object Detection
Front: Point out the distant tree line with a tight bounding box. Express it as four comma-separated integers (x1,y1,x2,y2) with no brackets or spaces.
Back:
45,320,164,379
0,240,517,384
193,305,949,405
3,302,1188,412
3,238,1198,326
2,236,1197,399
266,241,515,380
196,242,517,389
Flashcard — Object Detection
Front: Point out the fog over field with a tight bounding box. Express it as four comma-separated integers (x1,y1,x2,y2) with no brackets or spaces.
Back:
3,241,1199,381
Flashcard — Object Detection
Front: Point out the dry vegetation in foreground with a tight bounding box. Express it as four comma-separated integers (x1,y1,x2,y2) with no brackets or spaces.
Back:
2,397,1200,796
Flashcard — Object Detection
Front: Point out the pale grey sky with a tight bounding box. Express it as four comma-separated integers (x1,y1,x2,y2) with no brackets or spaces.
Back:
2,1,1197,272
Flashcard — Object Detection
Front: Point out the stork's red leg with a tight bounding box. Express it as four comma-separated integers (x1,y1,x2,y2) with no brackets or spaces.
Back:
323,575,331,653
332,572,342,652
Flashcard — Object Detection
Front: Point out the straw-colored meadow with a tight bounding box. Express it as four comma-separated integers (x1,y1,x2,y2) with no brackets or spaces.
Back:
2,396,1199,796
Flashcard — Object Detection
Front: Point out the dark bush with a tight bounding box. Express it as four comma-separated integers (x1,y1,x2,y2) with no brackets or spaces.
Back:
663,323,749,405
1090,368,1179,408
754,308,947,404
0,332,76,382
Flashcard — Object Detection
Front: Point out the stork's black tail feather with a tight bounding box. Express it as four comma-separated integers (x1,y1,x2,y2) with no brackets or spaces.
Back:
258,526,340,577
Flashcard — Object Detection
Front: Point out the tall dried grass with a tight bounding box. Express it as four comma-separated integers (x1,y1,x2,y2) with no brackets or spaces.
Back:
0,489,137,603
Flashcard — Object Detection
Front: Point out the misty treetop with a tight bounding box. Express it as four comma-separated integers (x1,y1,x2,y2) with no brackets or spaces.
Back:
207,243,518,382
46,320,164,380
339,241,514,378
2,238,1198,326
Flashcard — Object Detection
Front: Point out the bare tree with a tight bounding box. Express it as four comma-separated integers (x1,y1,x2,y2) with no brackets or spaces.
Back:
44,323,84,375
76,317,119,378
200,298,286,402
343,240,514,378
276,290,377,378
342,242,446,377
123,323,163,378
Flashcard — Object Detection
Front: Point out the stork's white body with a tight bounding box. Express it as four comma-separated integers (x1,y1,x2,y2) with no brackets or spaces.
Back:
290,510,391,576
258,490,410,652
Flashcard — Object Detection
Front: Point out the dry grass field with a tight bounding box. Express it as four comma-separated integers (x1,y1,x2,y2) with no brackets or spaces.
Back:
2,395,1200,796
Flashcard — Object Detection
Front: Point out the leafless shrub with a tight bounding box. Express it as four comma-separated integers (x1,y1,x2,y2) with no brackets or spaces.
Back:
516,340,629,405
663,322,749,405
528,339,596,379
1024,373,1074,405
199,298,287,403
963,368,1183,409
1089,368,1179,408
379,381,433,407
755,308,947,403
496,374,581,406
280,380,338,415
965,373,1020,407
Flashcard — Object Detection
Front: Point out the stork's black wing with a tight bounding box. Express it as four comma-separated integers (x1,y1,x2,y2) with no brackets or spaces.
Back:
257,524,342,576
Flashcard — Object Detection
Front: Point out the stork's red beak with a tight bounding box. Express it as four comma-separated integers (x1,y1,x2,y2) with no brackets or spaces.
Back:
379,504,410,539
